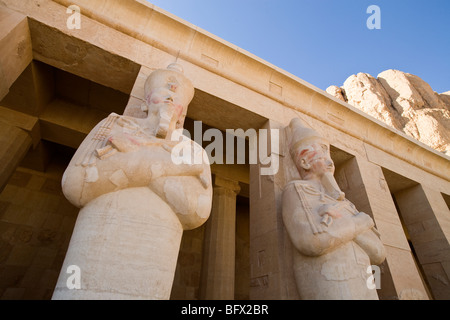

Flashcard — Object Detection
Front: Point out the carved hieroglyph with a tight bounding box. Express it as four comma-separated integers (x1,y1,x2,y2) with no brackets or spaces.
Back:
282,118,386,300
52,64,212,300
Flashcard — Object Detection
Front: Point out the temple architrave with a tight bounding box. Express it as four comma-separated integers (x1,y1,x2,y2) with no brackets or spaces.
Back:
0,0,449,300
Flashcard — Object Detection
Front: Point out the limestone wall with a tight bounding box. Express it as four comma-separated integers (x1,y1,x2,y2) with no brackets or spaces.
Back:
0,160,78,299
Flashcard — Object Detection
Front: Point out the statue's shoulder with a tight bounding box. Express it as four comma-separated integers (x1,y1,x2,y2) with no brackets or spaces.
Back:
104,112,120,121
284,179,305,190
93,113,121,128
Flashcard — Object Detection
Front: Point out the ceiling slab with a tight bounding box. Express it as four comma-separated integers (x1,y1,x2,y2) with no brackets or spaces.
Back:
28,18,140,94
188,88,268,132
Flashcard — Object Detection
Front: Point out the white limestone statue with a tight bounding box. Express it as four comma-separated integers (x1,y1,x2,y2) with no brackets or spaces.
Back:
282,118,386,300
52,63,212,300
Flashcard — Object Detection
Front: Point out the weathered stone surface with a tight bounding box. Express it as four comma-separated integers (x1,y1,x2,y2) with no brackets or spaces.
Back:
440,91,450,107
326,85,346,102
329,70,450,155
378,70,450,155
343,73,404,131
199,176,240,300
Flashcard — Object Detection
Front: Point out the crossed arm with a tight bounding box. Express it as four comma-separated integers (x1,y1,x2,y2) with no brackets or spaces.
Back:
62,119,211,208
282,183,384,262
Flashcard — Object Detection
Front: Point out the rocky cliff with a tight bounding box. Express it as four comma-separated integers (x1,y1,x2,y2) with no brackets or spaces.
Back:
327,70,450,156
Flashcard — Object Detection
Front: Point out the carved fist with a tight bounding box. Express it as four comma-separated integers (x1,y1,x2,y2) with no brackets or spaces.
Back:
354,211,375,231
319,204,343,219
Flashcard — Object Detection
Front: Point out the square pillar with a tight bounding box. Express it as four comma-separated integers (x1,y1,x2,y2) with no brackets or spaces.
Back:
394,185,450,299
249,120,299,300
335,156,430,299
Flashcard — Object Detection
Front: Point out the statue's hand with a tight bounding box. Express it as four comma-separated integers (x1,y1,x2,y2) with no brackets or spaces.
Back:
354,211,375,232
319,203,343,219
355,228,386,265
99,133,163,156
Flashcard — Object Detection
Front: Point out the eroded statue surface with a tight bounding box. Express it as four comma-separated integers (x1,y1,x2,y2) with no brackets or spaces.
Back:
282,118,386,300
53,63,212,300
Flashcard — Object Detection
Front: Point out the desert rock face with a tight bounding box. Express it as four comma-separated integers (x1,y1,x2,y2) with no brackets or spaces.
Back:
327,70,450,155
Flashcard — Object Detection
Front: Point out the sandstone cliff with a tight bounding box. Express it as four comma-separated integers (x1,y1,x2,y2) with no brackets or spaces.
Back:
327,70,450,156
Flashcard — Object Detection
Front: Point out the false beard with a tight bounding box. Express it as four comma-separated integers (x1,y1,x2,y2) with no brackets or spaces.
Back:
320,171,345,200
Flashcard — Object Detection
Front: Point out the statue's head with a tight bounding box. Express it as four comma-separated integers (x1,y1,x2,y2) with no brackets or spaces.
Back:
143,63,195,131
289,118,335,178
288,118,344,199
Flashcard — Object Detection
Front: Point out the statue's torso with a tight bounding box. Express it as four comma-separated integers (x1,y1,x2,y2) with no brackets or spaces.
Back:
284,181,379,300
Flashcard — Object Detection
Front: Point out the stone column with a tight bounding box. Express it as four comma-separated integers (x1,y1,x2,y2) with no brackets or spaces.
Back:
394,185,450,300
200,175,240,300
336,156,430,299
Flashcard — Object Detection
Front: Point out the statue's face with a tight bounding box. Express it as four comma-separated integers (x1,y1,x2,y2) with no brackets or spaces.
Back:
146,88,183,118
294,141,335,176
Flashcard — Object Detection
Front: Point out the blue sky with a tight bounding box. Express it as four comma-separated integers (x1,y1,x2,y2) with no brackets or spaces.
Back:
148,0,450,94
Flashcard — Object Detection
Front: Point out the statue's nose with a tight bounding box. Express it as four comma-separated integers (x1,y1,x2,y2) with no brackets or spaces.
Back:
326,159,334,169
